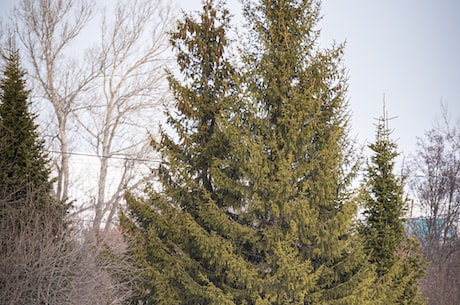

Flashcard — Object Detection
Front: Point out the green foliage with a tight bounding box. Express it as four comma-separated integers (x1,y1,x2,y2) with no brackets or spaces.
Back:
0,48,65,224
0,48,74,303
121,1,257,303
237,0,375,303
122,0,377,304
360,114,405,275
0,49,51,204
360,112,426,304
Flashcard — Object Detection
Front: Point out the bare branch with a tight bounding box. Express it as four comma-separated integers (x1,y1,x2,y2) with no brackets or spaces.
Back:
72,0,174,235
12,0,96,202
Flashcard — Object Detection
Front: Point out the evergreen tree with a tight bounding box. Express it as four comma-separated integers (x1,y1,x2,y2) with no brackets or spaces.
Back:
122,0,377,304
360,110,426,304
0,48,71,302
0,49,55,210
121,1,258,304
234,0,375,303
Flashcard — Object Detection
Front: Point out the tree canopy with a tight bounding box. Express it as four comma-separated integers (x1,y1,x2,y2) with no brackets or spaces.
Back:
121,1,378,304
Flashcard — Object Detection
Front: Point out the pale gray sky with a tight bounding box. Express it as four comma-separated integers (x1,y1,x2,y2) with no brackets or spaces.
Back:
1,0,459,159
177,0,460,160
320,1,460,157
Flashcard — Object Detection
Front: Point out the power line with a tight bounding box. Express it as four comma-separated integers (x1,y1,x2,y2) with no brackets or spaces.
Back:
46,150,460,178
46,150,161,164
406,174,460,179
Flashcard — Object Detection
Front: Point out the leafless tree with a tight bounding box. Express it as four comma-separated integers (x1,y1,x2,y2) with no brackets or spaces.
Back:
406,107,460,257
0,198,136,305
406,105,460,304
73,0,173,235
12,0,96,202
419,249,460,305
8,0,174,235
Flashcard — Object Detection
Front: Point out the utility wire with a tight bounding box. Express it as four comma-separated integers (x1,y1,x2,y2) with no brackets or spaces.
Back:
46,150,161,164
45,150,460,178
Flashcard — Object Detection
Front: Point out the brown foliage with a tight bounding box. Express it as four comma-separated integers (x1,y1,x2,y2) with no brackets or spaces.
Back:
0,199,135,305
419,245,460,305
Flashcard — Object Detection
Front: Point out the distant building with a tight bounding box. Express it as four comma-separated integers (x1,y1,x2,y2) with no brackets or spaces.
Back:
405,217,458,246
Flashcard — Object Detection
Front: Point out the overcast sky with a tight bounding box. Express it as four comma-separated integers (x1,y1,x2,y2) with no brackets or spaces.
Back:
177,0,460,161
1,0,459,161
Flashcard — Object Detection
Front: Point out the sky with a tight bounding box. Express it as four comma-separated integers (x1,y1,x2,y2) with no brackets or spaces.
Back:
176,0,460,163
1,0,459,163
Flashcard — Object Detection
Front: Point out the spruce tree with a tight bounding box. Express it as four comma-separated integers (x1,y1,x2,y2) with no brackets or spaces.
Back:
360,110,426,304
233,0,375,303
0,48,71,302
122,0,379,303
121,1,258,304
0,49,54,210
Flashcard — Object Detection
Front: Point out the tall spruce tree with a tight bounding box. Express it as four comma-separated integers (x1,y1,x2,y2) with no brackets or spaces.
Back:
122,0,378,304
234,0,376,303
0,49,55,210
121,1,259,304
360,110,426,304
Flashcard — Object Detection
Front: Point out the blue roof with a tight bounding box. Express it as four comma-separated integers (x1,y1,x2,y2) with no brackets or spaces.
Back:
404,217,457,245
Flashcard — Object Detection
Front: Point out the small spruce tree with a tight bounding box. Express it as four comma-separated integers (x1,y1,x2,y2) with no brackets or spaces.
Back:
0,48,58,213
0,48,71,303
360,109,426,304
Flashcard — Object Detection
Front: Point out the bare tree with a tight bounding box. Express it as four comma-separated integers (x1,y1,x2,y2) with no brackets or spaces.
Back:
406,105,460,304
418,249,460,305
8,0,174,235
12,0,96,202
73,0,173,235
406,107,460,257
0,198,135,305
